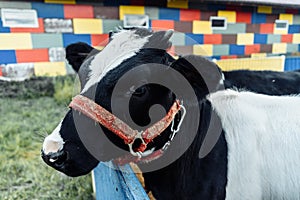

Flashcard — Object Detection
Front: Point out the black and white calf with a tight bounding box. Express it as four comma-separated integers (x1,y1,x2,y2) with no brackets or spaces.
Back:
41,28,300,199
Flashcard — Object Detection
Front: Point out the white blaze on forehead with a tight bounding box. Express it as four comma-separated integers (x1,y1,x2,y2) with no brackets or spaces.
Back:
43,121,64,155
81,29,151,93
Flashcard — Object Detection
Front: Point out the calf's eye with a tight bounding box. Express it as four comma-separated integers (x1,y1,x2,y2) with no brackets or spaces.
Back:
133,87,147,97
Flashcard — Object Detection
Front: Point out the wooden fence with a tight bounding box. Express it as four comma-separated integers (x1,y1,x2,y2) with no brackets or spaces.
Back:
93,162,150,200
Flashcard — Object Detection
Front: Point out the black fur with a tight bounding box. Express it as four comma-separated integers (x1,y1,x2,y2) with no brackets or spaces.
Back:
66,42,100,73
224,69,300,95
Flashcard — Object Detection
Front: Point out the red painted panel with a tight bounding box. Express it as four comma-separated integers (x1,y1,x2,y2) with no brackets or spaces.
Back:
16,49,49,63
10,18,44,33
151,20,175,31
91,34,109,47
286,9,299,14
260,24,274,34
245,44,261,55
180,9,200,21
167,46,176,56
64,5,94,18
236,12,252,23
281,34,293,43
130,0,145,5
221,55,238,59
204,34,222,44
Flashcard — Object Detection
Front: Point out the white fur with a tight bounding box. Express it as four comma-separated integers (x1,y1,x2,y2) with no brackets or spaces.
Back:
208,90,300,200
43,121,64,155
219,72,225,85
81,30,151,93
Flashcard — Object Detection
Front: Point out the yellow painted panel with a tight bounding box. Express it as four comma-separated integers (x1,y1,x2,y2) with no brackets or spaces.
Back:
273,24,288,34
257,6,272,14
34,62,67,76
237,33,254,45
45,0,75,4
119,6,145,20
216,56,285,71
279,14,293,24
0,33,32,50
292,33,300,43
73,18,102,34
193,21,212,34
251,53,267,58
167,0,188,9
94,46,105,51
193,45,213,56
218,10,236,23
272,43,287,54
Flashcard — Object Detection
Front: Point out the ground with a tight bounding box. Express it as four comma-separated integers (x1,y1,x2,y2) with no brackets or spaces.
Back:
0,97,93,200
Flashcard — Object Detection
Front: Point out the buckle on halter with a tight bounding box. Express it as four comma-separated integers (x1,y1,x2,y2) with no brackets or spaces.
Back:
128,131,154,158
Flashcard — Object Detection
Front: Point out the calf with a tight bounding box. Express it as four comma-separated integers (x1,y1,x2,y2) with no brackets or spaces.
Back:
42,28,300,199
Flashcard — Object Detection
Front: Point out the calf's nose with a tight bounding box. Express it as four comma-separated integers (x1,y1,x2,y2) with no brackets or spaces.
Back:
41,150,68,167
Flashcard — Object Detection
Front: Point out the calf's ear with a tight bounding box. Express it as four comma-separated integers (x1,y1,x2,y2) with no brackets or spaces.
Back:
143,29,173,50
170,55,224,98
66,42,100,73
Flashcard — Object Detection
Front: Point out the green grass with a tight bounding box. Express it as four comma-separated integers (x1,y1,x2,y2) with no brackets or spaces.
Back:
0,97,94,200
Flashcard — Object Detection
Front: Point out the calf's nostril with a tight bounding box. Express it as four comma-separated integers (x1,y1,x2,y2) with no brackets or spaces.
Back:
46,151,68,166
49,156,58,163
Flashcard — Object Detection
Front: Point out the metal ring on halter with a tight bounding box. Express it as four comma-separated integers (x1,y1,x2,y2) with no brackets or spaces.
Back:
163,104,187,151
128,103,186,158
128,131,145,158
128,131,155,158
171,104,186,136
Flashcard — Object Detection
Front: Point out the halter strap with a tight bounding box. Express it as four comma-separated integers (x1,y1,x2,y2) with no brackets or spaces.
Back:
69,95,183,157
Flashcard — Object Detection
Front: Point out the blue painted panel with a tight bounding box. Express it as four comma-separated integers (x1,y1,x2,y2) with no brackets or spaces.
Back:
210,56,221,60
254,34,267,44
251,13,266,24
185,34,203,45
0,19,10,33
62,34,91,47
93,162,149,200
207,3,226,11
284,57,300,71
288,25,300,34
159,8,180,21
229,44,245,55
272,7,286,15
31,2,64,18
104,0,130,6
0,50,16,64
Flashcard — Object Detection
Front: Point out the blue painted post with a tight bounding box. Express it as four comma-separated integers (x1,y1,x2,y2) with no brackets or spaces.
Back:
284,56,300,71
93,162,150,200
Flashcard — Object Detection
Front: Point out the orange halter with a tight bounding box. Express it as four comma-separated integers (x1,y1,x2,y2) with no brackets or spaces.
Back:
69,94,185,163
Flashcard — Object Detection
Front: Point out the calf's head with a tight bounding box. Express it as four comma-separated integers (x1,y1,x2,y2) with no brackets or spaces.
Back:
41,28,224,176
41,29,178,176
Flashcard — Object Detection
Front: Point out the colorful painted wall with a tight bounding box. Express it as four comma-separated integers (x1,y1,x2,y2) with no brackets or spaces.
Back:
1,1,300,77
